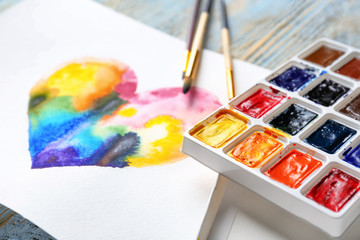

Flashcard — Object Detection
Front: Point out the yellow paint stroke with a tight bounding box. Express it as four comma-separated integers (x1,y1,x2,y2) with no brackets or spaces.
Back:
128,115,185,167
37,61,127,111
117,107,137,117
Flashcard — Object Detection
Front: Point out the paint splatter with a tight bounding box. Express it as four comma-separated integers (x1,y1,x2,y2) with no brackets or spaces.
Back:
28,58,221,168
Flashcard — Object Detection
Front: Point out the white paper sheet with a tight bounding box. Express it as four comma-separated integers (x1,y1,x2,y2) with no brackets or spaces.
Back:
0,0,268,239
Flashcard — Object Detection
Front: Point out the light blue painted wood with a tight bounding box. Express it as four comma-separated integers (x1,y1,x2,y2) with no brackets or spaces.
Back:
1,0,360,238
93,0,360,69
0,0,20,12
0,204,55,239
2,0,360,69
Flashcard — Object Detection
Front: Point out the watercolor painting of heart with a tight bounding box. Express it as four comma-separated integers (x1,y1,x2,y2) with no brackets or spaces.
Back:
28,58,221,168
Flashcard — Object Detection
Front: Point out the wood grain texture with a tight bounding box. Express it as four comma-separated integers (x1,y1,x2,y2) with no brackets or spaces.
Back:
93,0,360,69
0,0,360,238
2,0,360,69
0,204,55,239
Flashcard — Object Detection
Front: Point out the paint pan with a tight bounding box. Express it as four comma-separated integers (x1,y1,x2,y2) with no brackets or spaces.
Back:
264,149,322,189
190,109,248,148
267,62,319,92
303,78,349,107
263,98,321,136
339,94,360,120
182,39,360,237
304,118,356,154
306,168,360,212
336,58,360,80
269,103,318,136
228,83,287,119
302,45,344,67
234,88,285,118
228,129,284,168
340,135,360,169
332,52,360,81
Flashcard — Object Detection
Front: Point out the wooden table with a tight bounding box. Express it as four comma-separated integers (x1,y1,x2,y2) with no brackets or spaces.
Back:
93,0,360,69
0,0,360,238
3,0,360,68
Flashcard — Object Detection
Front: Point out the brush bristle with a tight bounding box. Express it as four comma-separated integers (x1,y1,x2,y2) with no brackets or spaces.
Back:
182,77,192,94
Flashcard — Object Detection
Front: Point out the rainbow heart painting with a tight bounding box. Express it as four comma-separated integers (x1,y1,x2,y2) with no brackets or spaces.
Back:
28,58,221,169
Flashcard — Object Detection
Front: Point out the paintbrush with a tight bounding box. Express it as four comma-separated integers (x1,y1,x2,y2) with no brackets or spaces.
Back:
220,0,235,100
183,0,213,94
182,0,202,80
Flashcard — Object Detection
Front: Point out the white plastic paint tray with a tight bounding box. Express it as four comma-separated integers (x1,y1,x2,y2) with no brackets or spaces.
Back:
182,39,360,237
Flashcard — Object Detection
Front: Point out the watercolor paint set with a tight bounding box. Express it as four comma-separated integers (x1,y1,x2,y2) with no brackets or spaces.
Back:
181,39,360,237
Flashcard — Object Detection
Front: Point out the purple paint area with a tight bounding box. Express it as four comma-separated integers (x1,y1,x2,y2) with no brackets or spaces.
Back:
32,147,79,168
32,133,139,168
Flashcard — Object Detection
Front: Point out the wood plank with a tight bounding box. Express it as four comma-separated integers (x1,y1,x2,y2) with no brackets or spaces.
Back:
3,0,360,69
0,203,55,239
1,0,360,238
95,0,360,69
